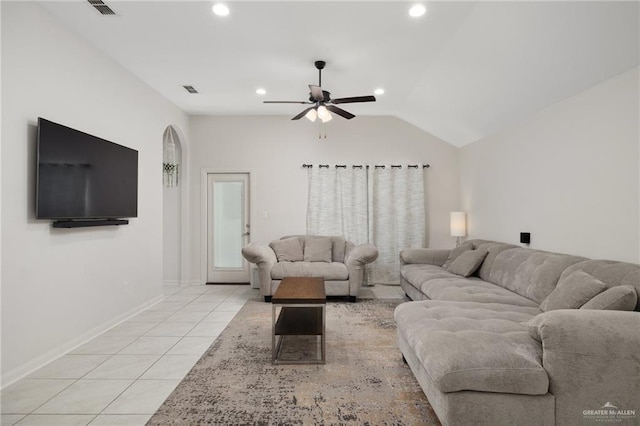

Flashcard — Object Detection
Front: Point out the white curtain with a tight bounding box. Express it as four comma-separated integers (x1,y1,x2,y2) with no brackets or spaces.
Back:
306,167,369,245
367,166,425,284
306,165,425,285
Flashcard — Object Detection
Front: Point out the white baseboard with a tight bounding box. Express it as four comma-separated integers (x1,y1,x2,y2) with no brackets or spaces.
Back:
182,280,203,286
163,280,203,286
1,294,164,389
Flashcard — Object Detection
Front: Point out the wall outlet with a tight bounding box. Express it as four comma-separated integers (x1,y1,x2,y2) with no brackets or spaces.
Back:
122,281,129,295
261,210,269,219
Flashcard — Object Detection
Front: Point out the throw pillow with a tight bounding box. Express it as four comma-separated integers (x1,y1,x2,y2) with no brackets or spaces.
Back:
540,270,607,312
442,241,473,268
446,249,488,277
580,285,638,311
303,237,333,262
269,237,304,262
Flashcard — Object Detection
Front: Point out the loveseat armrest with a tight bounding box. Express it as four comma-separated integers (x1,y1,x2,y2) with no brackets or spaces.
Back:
345,243,379,298
241,242,277,297
399,248,450,266
529,310,640,425
241,242,277,265
345,243,379,267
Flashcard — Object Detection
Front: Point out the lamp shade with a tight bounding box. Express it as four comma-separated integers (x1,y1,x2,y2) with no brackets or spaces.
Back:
450,212,466,237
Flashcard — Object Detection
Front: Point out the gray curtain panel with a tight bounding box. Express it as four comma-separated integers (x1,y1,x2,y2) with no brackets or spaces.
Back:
306,165,425,285
306,167,369,245
367,166,425,284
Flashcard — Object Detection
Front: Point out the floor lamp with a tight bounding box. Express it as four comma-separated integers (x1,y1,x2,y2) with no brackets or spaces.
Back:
450,212,467,247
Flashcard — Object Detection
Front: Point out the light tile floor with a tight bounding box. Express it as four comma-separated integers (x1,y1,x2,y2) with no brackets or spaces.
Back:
1,284,404,426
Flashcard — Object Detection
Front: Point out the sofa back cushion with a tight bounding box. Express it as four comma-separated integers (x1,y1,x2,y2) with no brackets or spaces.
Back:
303,237,333,262
270,237,304,262
558,260,640,311
282,235,347,263
487,248,586,304
473,241,519,282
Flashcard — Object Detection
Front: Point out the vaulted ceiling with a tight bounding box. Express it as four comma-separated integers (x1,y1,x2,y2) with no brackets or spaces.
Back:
37,1,639,146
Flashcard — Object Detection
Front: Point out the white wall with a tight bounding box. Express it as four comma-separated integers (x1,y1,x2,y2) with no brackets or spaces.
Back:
460,67,639,263
163,177,181,284
1,2,188,383
0,0,4,385
187,115,460,283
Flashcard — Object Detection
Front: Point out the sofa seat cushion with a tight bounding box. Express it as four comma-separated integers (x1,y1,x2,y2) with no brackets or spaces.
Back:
395,300,548,395
420,277,540,307
401,264,461,287
271,261,349,280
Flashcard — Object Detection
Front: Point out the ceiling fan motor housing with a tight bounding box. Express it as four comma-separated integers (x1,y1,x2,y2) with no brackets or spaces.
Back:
308,90,332,103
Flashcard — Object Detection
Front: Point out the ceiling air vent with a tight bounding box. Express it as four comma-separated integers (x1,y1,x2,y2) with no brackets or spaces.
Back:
87,0,116,16
183,85,199,94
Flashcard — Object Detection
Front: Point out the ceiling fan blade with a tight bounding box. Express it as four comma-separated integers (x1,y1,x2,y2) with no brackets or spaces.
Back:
291,107,315,120
331,95,376,104
326,105,355,120
263,101,312,104
309,85,324,101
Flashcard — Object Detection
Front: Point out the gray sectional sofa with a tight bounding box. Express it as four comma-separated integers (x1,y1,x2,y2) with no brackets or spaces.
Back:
242,235,378,302
396,239,640,426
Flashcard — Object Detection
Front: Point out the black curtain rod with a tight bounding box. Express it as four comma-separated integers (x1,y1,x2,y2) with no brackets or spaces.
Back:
302,164,430,169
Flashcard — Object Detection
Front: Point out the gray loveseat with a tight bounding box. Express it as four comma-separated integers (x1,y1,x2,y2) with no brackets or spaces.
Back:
242,235,378,302
396,239,640,426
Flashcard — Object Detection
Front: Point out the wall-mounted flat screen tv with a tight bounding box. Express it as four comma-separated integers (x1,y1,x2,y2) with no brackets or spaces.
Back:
36,118,138,220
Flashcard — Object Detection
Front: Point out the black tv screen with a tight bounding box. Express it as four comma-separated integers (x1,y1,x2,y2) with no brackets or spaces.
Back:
36,118,138,220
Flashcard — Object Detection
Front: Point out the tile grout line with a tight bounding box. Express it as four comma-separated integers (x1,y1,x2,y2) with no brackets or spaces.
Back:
92,288,248,417
5,285,399,423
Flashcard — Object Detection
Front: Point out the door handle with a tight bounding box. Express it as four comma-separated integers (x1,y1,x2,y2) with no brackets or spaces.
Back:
242,232,250,236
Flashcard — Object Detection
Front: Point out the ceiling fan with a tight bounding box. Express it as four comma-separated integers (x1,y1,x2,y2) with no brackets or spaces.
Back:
263,60,376,122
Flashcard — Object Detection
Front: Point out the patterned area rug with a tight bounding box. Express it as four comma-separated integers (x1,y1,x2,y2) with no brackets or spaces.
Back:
148,299,440,425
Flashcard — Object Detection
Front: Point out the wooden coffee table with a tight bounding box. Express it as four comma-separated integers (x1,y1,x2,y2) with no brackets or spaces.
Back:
271,277,326,364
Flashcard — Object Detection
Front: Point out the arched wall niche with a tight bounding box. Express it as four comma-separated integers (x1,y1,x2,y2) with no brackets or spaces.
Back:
162,124,189,285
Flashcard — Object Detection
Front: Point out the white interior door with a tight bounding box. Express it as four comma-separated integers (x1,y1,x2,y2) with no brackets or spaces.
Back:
207,173,250,283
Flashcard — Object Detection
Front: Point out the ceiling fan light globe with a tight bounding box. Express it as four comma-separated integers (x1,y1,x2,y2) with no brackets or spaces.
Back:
321,112,333,123
305,109,317,122
317,105,329,119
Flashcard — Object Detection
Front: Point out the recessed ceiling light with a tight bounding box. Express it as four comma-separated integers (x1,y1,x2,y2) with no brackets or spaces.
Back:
409,4,427,18
374,88,385,95
212,3,229,16
256,88,266,95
